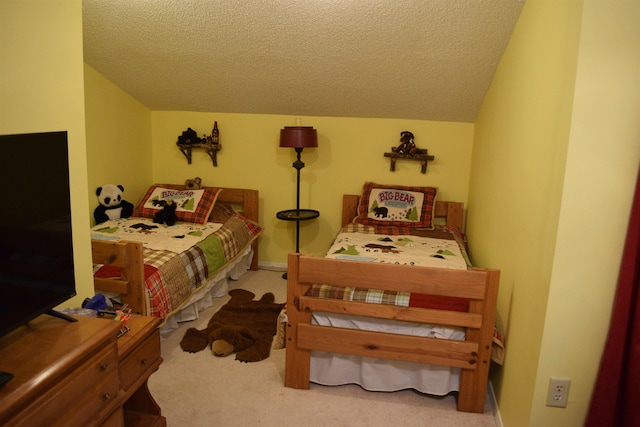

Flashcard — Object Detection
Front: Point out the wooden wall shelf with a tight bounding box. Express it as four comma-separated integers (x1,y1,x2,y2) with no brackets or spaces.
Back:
384,147,434,173
177,143,221,166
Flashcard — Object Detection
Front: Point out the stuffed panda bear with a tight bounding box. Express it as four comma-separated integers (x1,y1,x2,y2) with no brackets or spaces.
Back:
94,184,134,224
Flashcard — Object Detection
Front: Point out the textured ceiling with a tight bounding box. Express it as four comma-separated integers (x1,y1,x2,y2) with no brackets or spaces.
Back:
82,0,524,123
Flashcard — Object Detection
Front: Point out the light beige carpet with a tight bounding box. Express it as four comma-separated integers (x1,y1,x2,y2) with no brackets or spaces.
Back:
147,268,498,427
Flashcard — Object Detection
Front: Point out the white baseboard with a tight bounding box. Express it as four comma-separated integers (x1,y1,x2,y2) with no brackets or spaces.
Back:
488,381,503,427
258,261,287,271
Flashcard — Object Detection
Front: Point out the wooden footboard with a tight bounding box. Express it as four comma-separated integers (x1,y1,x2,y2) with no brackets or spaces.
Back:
284,253,500,413
92,240,146,315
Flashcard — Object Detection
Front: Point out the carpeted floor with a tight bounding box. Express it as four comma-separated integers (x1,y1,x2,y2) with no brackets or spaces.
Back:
147,268,498,427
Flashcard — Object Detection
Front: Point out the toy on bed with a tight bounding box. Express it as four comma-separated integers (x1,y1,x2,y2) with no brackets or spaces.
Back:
185,177,202,190
152,200,178,226
93,184,134,224
180,289,284,362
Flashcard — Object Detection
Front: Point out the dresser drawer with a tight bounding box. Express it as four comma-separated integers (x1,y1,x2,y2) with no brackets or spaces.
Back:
120,329,161,391
11,343,120,427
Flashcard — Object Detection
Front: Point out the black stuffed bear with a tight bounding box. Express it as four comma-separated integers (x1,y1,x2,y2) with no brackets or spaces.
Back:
153,200,178,226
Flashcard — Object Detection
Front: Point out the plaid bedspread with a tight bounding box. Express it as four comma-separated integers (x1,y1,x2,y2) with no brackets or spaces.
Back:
94,212,262,319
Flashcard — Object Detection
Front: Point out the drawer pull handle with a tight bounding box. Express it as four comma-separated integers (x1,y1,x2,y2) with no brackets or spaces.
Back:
100,364,108,371
141,358,148,365
103,393,111,401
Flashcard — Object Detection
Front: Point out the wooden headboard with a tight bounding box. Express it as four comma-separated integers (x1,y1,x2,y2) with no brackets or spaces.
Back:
157,184,260,269
341,194,464,229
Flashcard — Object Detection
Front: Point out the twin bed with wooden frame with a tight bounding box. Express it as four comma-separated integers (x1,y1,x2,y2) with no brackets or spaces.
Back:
284,194,500,413
91,186,261,328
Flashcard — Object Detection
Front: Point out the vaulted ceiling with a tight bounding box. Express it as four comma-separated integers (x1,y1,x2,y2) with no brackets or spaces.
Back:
83,1,525,123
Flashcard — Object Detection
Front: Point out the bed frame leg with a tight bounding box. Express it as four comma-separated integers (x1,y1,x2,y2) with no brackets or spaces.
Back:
284,326,311,389
457,268,500,413
284,253,312,389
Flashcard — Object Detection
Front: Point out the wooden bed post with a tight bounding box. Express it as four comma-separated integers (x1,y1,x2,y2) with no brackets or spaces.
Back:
242,189,260,270
119,241,146,315
457,268,500,413
284,253,313,389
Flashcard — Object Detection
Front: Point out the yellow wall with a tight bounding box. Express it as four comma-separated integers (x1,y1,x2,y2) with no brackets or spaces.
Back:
470,1,640,426
150,112,474,263
533,1,640,426
84,64,153,224
0,0,92,308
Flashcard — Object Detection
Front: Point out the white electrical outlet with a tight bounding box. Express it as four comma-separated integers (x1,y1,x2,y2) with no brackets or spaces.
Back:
546,378,571,408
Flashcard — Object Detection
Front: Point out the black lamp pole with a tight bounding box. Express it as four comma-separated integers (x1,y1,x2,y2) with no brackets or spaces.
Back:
293,147,304,252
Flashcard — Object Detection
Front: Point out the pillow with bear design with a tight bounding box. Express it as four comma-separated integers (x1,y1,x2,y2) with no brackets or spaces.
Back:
353,182,437,229
133,185,220,224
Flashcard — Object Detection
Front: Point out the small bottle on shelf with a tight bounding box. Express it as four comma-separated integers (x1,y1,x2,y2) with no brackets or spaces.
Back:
212,121,219,145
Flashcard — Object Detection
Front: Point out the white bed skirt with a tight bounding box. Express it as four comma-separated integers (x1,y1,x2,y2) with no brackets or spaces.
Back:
159,246,254,336
309,312,463,396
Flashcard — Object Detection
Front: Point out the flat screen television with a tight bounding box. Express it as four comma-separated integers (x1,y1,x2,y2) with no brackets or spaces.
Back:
0,131,77,338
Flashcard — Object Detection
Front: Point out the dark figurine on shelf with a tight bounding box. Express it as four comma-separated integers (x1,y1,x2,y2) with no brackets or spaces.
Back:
176,128,202,145
396,130,417,155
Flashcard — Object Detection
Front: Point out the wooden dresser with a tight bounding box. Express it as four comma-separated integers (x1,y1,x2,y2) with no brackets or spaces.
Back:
0,314,165,427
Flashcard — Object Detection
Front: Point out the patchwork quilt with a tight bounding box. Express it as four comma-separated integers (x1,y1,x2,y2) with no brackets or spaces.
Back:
93,213,262,319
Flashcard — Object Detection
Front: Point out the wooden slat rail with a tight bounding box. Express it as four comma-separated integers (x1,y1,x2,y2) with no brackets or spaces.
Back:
297,297,482,329
285,252,500,414
297,256,489,298
297,324,479,369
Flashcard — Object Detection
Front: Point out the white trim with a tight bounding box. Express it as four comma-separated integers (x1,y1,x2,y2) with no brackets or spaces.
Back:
258,261,287,271
488,380,503,427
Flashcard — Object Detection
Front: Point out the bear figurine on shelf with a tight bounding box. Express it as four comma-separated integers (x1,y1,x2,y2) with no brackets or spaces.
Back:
396,130,418,155
176,128,202,145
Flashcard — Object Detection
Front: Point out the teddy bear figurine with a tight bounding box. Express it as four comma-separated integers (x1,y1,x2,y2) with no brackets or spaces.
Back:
396,130,418,155
185,177,202,190
153,200,178,226
180,289,284,363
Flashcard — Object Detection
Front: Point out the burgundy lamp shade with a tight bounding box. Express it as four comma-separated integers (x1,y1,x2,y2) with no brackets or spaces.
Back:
279,126,318,148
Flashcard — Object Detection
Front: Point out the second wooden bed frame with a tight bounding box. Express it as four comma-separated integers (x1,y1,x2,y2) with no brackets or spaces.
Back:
91,186,260,317
284,195,499,413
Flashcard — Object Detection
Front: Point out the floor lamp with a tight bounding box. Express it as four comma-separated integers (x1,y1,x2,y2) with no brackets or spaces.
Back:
277,126,319,278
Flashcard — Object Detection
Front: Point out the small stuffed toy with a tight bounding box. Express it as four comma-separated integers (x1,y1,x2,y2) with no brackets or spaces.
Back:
94,184,134,224
153,200,178,226
185,177,202,190
180,289,284,363
396,130,418,155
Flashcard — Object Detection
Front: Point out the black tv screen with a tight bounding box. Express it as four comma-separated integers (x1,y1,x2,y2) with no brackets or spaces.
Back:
0,131,76,337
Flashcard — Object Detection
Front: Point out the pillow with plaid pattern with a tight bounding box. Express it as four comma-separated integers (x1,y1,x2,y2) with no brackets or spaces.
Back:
353,182,437,229
133,185,220,224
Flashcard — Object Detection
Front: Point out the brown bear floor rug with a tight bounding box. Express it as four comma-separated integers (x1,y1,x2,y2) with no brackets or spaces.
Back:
180,289,285,362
